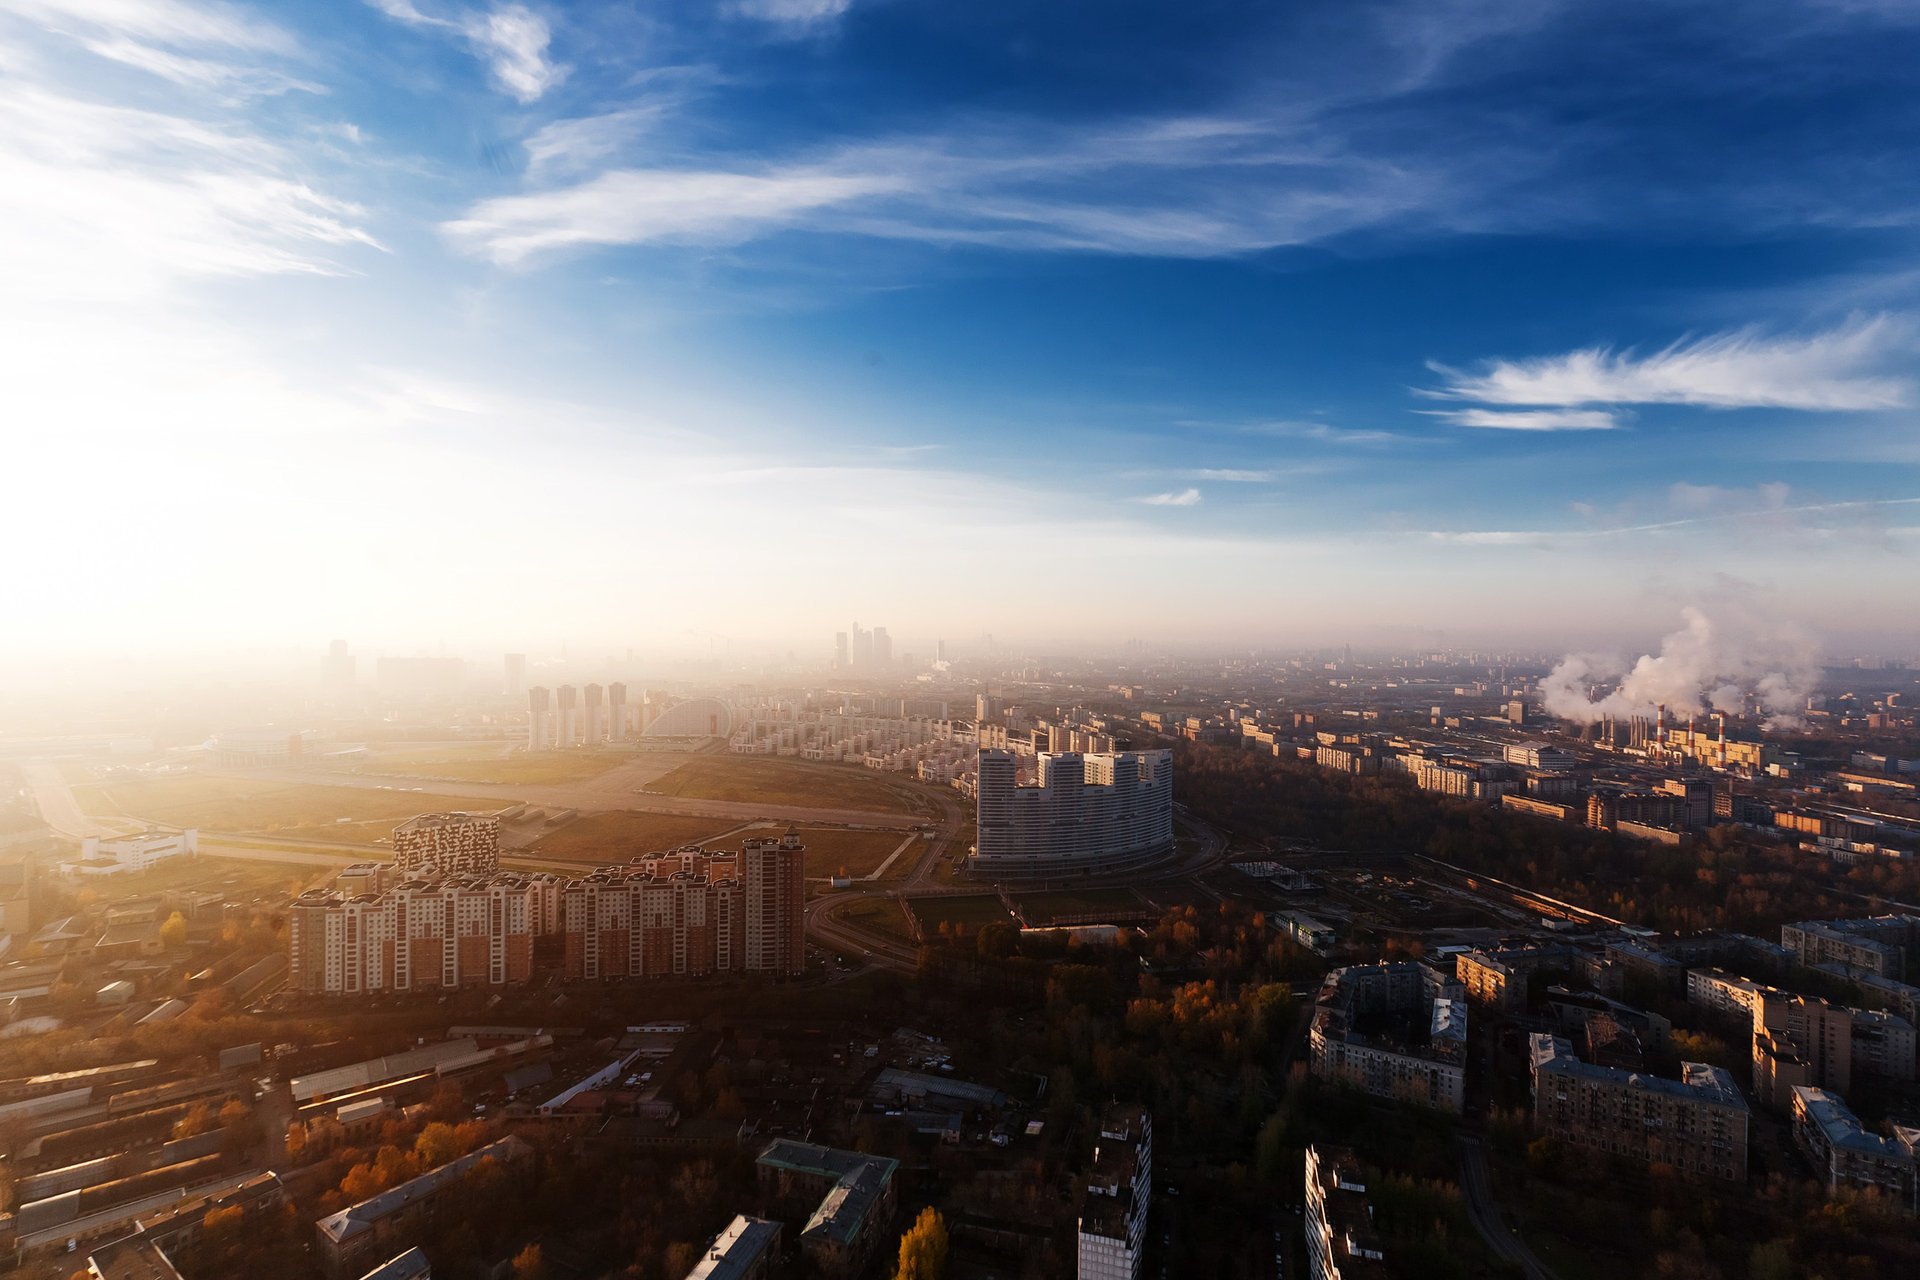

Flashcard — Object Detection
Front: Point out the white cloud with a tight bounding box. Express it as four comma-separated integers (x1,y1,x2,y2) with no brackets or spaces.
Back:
1139,488,1203,507
3,0,318,97
1425,407,1621,431
1187,468,1276,481
444,165,909,263
1426,316,1914,410
364,1,566,104
731,0,853,27
0,77,376,304
524,104,676,175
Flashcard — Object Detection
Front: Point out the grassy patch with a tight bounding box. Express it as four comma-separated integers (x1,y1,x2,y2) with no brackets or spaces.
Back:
836,897,916,944
905,893,1014,933
529,811,743,861
82,775,500,847
1012,886,1147,922
796,829,915,880
645,757,934,815
350,746,637,787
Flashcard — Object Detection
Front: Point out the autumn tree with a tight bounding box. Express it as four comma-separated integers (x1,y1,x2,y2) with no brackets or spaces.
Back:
159,911,188,948
511,1242,548,1280
894,1206,950,1280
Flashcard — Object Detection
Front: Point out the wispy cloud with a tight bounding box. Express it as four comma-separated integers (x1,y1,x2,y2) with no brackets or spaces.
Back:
443,111,1455,264
1139,487,1203,507
730,0,853,28
1186,468,1278,482
5,0,317,98
1426,316,1914,410
1423,407,1621,431
1178,418,1408,446
366,1,566,104
1426,495,1920,546
444,165,908,263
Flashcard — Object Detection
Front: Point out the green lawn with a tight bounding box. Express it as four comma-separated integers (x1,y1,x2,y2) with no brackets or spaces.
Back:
645,756,935,816
80,775,501,847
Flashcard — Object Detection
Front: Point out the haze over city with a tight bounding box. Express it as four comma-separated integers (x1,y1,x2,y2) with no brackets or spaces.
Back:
8,5,1920,1280
4,0,1919,675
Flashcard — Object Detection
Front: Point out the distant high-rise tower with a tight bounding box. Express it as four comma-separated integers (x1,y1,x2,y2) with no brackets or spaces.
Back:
528,686,551,752
322,639,356,693
585,683,606,743
834,631,849,669
852,623,874,668
873,627,892,667
937,639,947,664
504,653,527,699
557,684,579,746
609,682,629,741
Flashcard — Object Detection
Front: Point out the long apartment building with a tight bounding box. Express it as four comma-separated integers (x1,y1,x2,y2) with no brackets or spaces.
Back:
1077,1106,1152,1280
1529,1033,1749,1181
973,749,1174,878
290,834,807,994
1791,1086,1920,1216
1782,915,1920,979
1310,963,1468,1114
391,812,499,877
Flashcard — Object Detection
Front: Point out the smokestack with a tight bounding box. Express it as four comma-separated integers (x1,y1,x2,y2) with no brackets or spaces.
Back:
1656,704,1666,741
1717,712,1727,767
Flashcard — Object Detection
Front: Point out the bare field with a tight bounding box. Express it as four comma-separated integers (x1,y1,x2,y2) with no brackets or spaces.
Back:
795,829,913,879
645,756,935,816
79,775,501,847
342,745,639,787
906,893,1014,933
528,811,743,861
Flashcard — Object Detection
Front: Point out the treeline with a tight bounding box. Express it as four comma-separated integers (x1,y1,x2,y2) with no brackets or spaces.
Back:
1177,744,1920,934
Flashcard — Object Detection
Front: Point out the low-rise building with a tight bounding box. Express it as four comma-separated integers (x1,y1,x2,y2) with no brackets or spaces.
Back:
315,1137,532,1276
754,1140,898,1276
1530,1033,1749,1181
1791,1086,1920,1215
683,1215,783,1280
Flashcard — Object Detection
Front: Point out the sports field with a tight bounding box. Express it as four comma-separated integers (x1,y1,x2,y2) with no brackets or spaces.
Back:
79,775,500,847
645,756,935,815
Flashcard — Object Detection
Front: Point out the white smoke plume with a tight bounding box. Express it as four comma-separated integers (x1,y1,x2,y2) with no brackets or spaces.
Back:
1540,606,1820,730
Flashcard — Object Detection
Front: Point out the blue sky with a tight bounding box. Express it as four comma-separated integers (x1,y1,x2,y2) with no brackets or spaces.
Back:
2,0,1917,663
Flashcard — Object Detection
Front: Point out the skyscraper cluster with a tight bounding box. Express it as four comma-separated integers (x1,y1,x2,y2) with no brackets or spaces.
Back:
527,682,631,750
832,622,892,670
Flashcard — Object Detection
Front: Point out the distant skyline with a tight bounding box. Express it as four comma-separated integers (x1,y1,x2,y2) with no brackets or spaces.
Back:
3,0,1918,667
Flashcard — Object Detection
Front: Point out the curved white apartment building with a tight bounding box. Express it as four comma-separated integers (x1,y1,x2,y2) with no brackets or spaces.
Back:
973,749,1174,878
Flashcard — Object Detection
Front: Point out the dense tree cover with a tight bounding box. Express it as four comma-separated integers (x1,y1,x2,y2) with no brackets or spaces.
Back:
1176,744,1920,933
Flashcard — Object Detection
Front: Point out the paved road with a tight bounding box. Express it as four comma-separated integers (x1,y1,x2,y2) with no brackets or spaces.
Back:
19,760,128,841
1458,1136,1557,1280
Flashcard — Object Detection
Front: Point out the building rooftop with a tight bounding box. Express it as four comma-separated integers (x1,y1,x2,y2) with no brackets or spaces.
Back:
685,1216,783,1280
357,1247,432,1280
1532,1033,1748,1110
316,1137,531,1247
755,1140,898,1248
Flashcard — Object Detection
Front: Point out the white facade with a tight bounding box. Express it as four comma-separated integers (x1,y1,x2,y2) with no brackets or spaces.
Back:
1077,1107,1151,1280
74,828,198,875
975,750,1174,878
